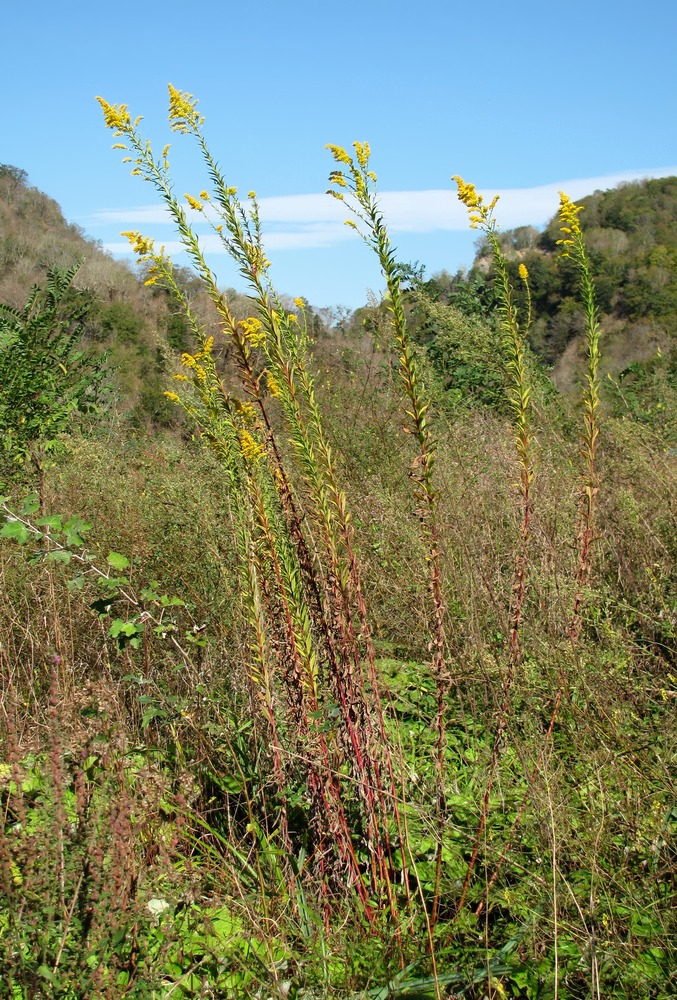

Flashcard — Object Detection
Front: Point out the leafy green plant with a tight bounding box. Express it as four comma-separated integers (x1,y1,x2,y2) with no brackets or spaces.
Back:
0,264,109,501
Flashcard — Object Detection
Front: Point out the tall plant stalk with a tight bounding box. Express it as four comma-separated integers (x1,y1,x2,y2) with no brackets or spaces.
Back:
327,143,448,927
452,178,536,915
557,192,603,645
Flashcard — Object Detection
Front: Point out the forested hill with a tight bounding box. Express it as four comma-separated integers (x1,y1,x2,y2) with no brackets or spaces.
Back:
417,176,677,390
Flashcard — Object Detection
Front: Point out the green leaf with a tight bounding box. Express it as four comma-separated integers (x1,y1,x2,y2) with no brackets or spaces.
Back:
0,520,30,544
109,619,143,639
142,706,167,728
36,514,63,531
160,594,185,607
107,550,130,570
20,493,40,517
63,515,92,547
45,549,71,564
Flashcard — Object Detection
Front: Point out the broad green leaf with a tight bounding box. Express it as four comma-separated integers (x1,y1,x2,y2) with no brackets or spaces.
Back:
63,515,92,547
107,550,130,570
36,514,63,531
45,549,71,564
0,520,30,544
20,493,40,516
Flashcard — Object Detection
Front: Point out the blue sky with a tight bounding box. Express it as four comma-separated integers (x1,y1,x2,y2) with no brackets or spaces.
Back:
4,0,676,309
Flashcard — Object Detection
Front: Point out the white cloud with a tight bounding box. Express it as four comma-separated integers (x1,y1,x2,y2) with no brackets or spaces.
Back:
96,166,677,255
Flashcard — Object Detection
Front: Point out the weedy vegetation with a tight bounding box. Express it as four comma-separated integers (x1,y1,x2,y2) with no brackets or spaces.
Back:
0,88,675,999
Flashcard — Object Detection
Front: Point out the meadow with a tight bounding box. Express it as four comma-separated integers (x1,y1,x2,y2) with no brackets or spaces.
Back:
0,89,675,998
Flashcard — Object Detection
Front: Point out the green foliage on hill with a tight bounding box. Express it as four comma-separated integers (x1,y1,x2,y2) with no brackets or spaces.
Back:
422,176,677,377
0,264,109,492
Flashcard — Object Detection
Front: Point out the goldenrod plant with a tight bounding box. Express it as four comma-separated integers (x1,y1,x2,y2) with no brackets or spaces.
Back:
557,192,603,644
98,89,408,931
328,142,449,930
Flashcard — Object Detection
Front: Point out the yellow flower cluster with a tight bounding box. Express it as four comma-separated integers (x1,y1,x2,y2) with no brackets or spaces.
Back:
96,97,132,135
326,144,352,166
163,391,180,403
243,244,270,274
294,297,305,310
266,372,282,398
239,429,265,462
168,84,204,133
181,352,197,368
185,193,203,212
195,337,214,359
236,401,257,422
240,317,266,347
556,192,584,255
352,141,371,169
518,263,529,281
329,170,347,188
122,231,156,259
452,176,500,229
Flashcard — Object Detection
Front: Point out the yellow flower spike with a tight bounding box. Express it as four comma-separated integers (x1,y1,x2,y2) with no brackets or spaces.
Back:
226,186,237,196
352,140,371,169
294,297,305,310
248,190,256,200
172,374,188,381
97,98,132,134
111,144,128,151
329,171,347,188
518,263,529,281
557,192,585,256
168,84,204,133
185,193,203,212
199,190,210,200
121,231,156,258
181,352,197,368
453,176,499,229
558,192,584,234
238,402,257,421
239,317,266,347
266,371,282,399
163,391,180,403
239,429,265,462
325,144,352,166
344,219,358,230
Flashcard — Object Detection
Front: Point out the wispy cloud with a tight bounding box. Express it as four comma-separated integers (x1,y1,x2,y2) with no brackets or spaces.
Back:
97,167,677,256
